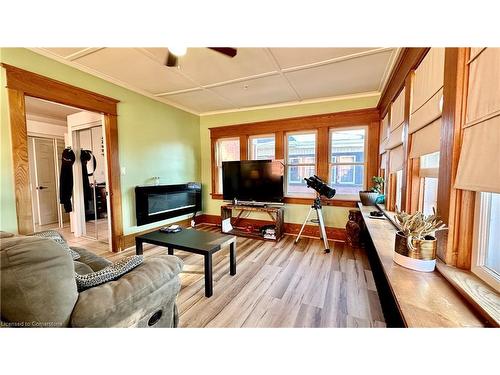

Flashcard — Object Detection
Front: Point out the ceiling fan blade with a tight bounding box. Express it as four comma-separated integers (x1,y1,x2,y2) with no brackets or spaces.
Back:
165,50,178,67
208,47,237,58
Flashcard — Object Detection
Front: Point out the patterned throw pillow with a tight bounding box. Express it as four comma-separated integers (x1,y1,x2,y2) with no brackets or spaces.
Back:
31,230,81,260
75,255,144,292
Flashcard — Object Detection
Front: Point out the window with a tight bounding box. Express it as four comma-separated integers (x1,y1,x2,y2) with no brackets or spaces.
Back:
419,151,440,215
329,128,366,199
473,192,500,292
285,131,316,196
215,137,240,194
249,134,275,160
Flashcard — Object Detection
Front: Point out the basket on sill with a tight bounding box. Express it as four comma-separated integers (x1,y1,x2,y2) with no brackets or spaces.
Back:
393,231,437,272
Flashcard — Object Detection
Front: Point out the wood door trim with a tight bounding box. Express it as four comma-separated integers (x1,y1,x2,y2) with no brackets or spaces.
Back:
3,64,124,252
1,63,118,115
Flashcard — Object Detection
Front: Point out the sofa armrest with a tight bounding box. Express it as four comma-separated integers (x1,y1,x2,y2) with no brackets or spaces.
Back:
70,254,183,327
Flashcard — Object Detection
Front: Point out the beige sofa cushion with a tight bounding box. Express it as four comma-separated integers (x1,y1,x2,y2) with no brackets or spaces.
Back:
0,235,78,327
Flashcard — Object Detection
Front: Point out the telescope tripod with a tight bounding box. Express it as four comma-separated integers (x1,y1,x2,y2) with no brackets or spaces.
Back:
295,196,330,253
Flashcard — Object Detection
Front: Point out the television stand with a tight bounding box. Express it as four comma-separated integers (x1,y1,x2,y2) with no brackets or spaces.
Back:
220,204,285,242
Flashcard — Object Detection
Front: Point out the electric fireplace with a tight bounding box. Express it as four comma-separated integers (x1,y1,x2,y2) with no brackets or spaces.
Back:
135,183,201,226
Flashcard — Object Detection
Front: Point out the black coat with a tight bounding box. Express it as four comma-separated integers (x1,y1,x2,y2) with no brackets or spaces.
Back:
59,148,75,213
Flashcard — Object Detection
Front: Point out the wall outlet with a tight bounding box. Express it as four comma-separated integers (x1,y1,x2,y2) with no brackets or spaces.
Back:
120,167,126,175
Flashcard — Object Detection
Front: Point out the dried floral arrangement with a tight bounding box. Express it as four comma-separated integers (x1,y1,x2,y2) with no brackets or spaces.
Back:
394,208,447,250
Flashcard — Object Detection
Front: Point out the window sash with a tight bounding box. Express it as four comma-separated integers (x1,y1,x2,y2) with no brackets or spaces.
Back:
329,126,368,196
215,137,240,194
248,134,275,160
472,192,500,292
285,131,317,197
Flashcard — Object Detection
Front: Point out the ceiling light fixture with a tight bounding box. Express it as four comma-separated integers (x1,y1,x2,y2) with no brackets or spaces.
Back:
169,47,187,56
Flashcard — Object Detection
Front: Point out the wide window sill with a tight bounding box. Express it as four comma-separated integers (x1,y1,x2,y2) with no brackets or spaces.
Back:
374,203,499,327
436,260,500,327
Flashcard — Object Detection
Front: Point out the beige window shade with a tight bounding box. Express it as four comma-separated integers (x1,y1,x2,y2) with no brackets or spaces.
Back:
469,47,486,62
390,88,405,130
466,48,500,126
412,48,445,113
409,118,442,159
410,88,443,134
387,124,404,149
389,145,404,173
379,138,388,154
380,152,387,169
455,115,500,193
381,113,389,140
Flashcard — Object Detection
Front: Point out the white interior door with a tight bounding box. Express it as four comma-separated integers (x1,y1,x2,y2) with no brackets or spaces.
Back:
33,138,58,225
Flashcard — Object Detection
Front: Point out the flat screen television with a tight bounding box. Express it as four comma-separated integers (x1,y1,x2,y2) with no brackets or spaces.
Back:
222,160,284,203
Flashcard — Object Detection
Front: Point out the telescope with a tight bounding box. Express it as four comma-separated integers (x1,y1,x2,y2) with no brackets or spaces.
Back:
295,175,336,253
303,175,336,199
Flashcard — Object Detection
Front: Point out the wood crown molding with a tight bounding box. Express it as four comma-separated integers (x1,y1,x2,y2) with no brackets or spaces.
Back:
209,107,380,138
377,48,429,118
1,63,119,115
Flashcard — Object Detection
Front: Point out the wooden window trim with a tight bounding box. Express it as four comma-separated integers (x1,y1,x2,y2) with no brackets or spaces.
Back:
2,64,124,252
209,108,380,207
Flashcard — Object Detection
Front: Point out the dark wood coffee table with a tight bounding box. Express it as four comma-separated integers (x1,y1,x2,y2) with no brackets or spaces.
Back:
135,228,236,297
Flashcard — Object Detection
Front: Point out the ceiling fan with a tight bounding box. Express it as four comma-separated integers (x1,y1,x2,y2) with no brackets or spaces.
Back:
165,47,237,67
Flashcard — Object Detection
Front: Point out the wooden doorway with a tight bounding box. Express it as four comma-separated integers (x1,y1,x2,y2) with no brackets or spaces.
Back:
2,63,124,252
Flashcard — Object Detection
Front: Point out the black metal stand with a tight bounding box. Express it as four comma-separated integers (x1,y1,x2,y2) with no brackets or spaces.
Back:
295,196,330,253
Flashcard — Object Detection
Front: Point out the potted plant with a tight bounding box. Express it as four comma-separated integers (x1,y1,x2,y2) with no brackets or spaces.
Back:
359,176,385,206
393,208,447,272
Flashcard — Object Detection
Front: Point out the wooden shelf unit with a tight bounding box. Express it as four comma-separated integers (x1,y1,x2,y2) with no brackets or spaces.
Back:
220,204,285,241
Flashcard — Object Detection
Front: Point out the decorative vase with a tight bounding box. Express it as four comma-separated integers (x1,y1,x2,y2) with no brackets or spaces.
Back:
346,210,362,247
359,191,380,206
393,231,437,272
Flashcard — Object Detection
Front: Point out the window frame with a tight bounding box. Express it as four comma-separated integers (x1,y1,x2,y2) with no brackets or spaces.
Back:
284,130,317,198
214,137,240,194
472,191,500,292
328,126,368,200
248,133,275,160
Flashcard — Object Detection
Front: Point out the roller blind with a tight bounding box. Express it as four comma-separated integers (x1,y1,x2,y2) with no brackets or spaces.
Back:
412,48,445,114
409,118,442,159
387,124,403,149
380,152,387,169
455,48,500,193
391,88,405,130
389,145,404,173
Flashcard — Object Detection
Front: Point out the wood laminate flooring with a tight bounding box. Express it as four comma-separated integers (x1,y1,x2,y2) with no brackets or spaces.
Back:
60,224,385,328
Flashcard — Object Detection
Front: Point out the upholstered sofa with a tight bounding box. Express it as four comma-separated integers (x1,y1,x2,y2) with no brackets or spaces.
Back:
0,231,183,328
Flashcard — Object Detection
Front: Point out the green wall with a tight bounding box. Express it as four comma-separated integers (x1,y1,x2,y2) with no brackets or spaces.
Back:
0,48,200,235
199,94,379,230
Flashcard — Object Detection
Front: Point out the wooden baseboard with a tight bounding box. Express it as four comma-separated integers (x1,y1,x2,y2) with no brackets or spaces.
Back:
195,214,346,242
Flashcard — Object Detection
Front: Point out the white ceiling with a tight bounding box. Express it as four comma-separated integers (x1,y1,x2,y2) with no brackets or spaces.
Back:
32,47,400,114
25,96,82,124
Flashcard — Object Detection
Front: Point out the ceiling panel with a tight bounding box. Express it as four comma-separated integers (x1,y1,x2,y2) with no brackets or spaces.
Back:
43,48,88,58
160,89,235,113
284,50,393,100
209,74,298,108
174,48,278,86
74,48,197,94
269,48,377,69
